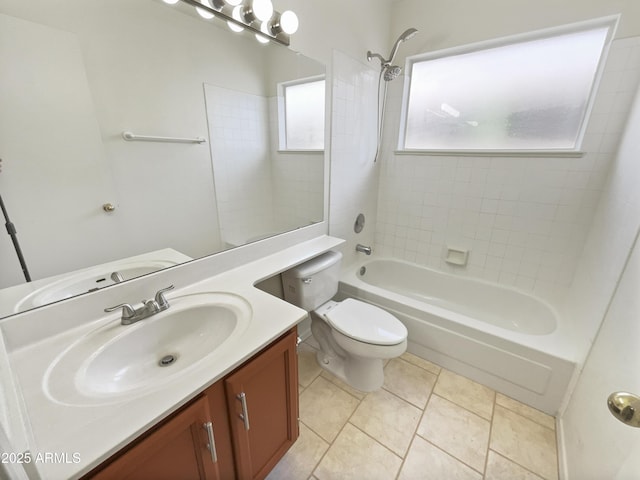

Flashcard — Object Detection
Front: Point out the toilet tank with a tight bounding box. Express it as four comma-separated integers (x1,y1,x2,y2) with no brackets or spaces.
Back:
282,251,342,311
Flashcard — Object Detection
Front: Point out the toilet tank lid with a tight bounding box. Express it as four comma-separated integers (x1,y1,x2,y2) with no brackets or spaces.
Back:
325,298,407,346
284,251,342,279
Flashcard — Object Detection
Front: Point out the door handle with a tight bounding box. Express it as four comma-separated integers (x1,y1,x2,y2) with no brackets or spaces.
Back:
203,422,218,463
237,392,250,431
607,392,640,427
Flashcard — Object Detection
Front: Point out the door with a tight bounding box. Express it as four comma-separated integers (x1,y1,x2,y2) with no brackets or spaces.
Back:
561,233,640,479
90,395,220,480
225,328,299,480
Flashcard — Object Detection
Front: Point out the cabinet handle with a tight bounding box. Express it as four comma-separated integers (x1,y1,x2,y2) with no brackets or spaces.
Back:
237,392,250,431
203,422,218,463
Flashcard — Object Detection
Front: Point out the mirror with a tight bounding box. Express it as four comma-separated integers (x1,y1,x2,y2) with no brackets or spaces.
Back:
0,0,325,317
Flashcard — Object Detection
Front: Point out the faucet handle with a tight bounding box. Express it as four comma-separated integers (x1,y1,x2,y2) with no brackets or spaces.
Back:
104,303,136,320
154,285,174,309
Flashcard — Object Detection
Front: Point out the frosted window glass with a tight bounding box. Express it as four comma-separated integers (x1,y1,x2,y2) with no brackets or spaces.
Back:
404,27,609,150
285,80,325,149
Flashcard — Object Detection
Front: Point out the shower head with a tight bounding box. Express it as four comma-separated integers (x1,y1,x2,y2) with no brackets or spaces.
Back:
387,28,418,65
366,27,418,67
383,65,402,81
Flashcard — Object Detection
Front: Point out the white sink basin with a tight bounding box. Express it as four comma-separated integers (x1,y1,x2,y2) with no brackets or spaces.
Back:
15,260,180,311
44,292,252,406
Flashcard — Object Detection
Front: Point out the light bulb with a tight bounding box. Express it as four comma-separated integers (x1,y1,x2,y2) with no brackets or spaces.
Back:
196,0,215,19
255,22,270,44
162,0,180,4
255,33,269,44
225,0,242,5
227,5,244,32
279,10,298,34
252,0,273,22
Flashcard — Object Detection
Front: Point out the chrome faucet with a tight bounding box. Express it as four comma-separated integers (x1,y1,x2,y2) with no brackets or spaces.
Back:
105,285,174,325
356,244,372,255
110,271,125,283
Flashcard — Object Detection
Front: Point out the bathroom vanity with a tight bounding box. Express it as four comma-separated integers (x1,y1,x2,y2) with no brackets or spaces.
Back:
0,236,344,480
87,328,298,480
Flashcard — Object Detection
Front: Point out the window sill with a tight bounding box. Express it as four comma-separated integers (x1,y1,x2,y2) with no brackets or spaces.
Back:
395,149,585,158
277,149,324,154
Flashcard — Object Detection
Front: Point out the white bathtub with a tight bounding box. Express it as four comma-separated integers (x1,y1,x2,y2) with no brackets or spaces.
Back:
339,257,577,415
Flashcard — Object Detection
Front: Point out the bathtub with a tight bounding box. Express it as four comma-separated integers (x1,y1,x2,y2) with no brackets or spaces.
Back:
338,257,577,415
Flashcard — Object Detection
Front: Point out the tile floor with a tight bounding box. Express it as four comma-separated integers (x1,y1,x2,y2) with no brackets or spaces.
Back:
267,339,559,480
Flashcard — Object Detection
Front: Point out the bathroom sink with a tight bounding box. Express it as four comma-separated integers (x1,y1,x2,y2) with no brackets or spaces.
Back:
16,261,179,311
44,292,252,406
14,249,193,312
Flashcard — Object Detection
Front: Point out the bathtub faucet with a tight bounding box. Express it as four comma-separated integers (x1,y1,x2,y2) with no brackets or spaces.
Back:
356,244,372,255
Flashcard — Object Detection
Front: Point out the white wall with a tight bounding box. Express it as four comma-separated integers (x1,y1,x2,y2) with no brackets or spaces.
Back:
0,14,126,287
391,0,640,61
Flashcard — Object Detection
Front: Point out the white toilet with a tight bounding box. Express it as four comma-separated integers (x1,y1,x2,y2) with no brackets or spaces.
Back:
282,251,407,392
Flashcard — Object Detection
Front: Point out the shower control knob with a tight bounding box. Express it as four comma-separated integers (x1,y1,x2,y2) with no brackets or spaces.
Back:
102,203,115,212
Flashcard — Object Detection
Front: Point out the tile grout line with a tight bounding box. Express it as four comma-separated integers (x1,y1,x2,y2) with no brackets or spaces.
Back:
393,367,439,480
482,391,497,479
413,392,489,475
303,372,369,479
487,450,548,480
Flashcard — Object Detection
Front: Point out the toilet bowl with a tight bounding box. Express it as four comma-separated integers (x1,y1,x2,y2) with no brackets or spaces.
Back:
281,251,407,392
311,299,407,391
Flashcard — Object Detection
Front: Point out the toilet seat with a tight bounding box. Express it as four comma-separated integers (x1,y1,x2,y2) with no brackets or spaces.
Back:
324,298,406,346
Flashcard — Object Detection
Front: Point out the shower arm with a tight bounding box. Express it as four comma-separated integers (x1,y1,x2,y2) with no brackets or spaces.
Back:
366,51,390,67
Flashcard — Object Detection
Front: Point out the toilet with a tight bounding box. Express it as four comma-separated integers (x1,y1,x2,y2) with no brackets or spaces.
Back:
282,251,407,392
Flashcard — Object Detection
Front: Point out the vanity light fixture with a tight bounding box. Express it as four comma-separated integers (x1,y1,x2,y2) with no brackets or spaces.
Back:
162,0,298,46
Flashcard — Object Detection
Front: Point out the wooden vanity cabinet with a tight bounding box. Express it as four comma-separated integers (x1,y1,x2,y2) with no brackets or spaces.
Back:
225,327,299,480
86,328,298,480
90,395,220,480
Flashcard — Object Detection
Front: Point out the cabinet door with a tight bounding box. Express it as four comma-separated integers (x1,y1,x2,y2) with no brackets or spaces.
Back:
90,396,220,480
205,380,236,479
225,328,299,480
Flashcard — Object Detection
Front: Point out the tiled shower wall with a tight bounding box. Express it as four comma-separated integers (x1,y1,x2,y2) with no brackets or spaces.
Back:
329,50,380,266
374,37,640,306
205,85,274,246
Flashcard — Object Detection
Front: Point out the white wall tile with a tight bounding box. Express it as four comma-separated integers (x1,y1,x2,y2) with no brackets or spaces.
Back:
373,38,640,307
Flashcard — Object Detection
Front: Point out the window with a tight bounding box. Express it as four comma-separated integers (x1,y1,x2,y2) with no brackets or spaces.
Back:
279,76,325,150
400,17,617,153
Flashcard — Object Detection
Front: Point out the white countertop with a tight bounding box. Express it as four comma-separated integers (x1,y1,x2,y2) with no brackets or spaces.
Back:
0,235,344,479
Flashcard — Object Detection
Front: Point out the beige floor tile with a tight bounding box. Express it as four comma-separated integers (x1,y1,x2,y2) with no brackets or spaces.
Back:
496,393,555,430
433,369,495,420
383,358,437,408
299,376,360,443
298,343,323,388
266,423,329,480
320,370,367,400
398,436,482,480
485,450,545,480
350,388,422,456
314,423,402,480
417,395,490,472
401,351,442,375
490,405,558,480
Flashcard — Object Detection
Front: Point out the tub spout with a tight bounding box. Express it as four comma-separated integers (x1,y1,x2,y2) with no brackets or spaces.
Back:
356,244,372,255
